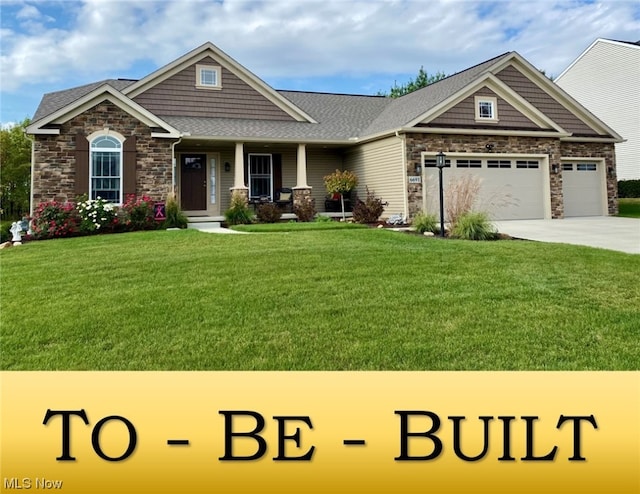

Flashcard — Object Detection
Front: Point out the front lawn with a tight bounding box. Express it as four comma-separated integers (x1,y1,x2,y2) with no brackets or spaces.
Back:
1,229,638,370
618,198,640,218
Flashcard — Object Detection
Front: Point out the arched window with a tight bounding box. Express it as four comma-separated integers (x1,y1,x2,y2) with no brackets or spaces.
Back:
90,135,122,202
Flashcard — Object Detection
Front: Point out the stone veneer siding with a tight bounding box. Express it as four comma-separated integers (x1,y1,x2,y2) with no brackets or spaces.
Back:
405,133,617,219
32,102,176,205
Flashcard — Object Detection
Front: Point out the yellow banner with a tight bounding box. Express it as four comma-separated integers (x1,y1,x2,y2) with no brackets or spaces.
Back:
1,372,638,493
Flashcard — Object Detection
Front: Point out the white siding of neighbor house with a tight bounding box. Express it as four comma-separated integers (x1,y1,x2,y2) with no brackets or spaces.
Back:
344,136,405,218
556,39,640,180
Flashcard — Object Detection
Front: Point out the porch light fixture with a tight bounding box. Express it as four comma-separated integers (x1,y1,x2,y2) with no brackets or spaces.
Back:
608,166,615,178
436,151,446,238
415,163,422,174
224,162,231,172
552,164,559,174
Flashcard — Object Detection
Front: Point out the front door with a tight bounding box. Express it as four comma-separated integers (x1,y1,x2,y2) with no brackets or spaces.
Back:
181,154,207,211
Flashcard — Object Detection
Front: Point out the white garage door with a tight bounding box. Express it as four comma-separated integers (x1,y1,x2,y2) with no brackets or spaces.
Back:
423,156,545,220
562,162,604,217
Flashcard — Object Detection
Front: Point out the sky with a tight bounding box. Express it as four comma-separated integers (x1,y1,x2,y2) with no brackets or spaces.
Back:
1,0,639,126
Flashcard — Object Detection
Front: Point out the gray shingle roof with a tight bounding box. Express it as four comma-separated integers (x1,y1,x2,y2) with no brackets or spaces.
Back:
361,52,511,136
32,79,136,121
31,52,512,141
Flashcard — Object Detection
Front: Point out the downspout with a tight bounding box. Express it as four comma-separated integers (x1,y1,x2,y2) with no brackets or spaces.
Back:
395,130,409,221
171,136,183,197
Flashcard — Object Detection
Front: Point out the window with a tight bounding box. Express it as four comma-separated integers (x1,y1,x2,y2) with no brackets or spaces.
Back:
488,160,512,169
562,163,573,171
516,160,539,169
249,154,273,200
576,163,597,171
90,135,122,202
474,96,498,122
424,158,451,168
196,64,221,89
456,159,482,168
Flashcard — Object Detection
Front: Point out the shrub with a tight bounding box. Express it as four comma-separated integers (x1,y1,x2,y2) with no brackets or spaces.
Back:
76,197,117,234
450,211,497,240
122,194,158,231
352,187,385,224
412,212,438,234
618,180,640,198
293,195,316,222
256,202,282,223
30,201,80,239
224,192,254,225
163,194,188,229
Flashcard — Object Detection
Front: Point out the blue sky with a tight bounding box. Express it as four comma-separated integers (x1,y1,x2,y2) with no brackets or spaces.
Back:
1,0,639,125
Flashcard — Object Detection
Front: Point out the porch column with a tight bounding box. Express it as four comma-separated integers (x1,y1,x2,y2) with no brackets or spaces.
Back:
230,142,248,203
293,143,313,208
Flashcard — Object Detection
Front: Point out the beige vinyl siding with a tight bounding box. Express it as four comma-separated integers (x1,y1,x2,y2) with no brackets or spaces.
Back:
556,40,640,180
344,136,405,218
496,66,600,137
133,56,296,121
429,87,542,130
305,149,345,210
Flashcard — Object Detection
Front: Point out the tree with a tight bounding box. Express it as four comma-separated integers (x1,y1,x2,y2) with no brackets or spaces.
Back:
0,118,32,219
377,66,447,98
323,169,358,220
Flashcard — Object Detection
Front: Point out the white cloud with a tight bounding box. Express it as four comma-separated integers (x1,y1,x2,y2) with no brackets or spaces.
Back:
0,0,639,95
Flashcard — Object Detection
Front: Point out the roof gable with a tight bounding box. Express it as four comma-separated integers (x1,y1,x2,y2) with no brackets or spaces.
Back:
123,42,317,123
26,84,180,137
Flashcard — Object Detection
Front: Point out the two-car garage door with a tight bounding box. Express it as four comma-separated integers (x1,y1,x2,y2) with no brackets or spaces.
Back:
423,155,546,220
423,155,605,220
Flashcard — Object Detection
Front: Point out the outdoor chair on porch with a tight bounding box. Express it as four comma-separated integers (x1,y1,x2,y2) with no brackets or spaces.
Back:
274,188,293,212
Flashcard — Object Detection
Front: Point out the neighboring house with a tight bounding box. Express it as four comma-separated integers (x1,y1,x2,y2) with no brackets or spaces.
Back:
27,42,622,221
556,38,640,181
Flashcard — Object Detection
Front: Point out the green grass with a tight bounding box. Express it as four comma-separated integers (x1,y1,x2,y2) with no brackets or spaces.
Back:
231,222,367,232
618,198,640,218
1,229,638,370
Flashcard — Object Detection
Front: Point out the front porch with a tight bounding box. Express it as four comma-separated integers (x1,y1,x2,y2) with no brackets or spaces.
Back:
174,140,348,218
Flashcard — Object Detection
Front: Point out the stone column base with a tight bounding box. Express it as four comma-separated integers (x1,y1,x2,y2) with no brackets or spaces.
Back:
292,187,313,208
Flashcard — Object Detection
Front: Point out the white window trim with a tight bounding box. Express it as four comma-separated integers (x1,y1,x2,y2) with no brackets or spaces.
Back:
474,96,499,123
195,64,222,90
89,133,124,204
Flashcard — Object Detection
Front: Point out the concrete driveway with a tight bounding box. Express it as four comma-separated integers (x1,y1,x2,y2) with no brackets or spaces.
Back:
494,217,640,254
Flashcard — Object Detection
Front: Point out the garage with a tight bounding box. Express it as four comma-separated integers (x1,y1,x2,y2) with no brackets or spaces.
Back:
562,161,605,217
422,154,547,220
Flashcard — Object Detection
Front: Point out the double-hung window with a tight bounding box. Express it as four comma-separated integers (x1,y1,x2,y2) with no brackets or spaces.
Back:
90,135,122,202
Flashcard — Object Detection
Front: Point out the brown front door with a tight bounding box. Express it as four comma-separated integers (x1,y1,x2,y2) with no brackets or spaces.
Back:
181,154,207,210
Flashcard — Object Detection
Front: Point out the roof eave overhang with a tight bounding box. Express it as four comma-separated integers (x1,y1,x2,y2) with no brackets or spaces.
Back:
179,134,353,146
560,136,623,143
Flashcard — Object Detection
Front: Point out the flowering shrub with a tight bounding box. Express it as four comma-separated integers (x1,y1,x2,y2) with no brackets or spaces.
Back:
30,201,80,239
121,194,158,231
77,197,117,234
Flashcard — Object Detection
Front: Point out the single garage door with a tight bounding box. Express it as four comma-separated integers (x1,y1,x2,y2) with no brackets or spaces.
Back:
423,156,545,220
562,162,604,217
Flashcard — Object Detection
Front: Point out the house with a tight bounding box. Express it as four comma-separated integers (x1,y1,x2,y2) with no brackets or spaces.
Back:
556,38,640,181
27,42,622,221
